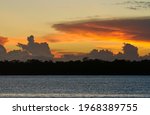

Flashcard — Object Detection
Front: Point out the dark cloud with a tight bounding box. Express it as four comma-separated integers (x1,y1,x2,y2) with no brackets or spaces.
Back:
53,21,118,36
0,35,54,61
118,0,150,10
7,50,30,61
0,36,8,45
53,17,150,42
115,43,139,61
0,45,7,60
17,35,54,60
87,49,114,61
56,43,140,61
87,43,139,61
0,39,148,61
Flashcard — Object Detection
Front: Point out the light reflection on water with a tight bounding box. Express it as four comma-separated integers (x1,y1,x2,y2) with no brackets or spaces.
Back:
0,75,150,97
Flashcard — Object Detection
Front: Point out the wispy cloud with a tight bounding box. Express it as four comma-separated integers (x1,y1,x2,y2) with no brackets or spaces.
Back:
117,0,150,10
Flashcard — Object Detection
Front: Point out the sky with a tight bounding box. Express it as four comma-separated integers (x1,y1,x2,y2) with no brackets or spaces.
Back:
0,0,150,58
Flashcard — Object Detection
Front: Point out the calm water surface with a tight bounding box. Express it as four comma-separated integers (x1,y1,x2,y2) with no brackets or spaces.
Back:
0,75,150,97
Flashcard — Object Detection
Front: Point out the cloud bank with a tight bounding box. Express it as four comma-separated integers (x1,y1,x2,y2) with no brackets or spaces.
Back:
57,43,140,62
52,17,150,42
0,35,150,61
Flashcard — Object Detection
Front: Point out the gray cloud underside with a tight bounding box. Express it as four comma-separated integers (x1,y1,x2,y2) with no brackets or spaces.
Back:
53,17,150,41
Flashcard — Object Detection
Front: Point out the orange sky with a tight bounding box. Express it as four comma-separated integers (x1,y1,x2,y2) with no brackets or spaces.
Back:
42,18,150,57
1,0,150,58
4,25,150,58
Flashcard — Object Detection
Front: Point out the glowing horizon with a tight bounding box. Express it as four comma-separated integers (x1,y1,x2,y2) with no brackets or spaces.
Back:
1,0,150,58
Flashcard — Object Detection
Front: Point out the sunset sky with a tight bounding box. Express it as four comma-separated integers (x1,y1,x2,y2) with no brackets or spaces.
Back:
0,0,150,57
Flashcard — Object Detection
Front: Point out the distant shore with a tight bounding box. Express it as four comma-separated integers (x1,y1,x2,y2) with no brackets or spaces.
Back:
0,59,150,75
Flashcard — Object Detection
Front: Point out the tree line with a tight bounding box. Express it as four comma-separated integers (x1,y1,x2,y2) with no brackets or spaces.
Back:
0,59,150,75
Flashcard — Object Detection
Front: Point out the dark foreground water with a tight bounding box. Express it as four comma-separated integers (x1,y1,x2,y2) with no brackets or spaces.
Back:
0,75,150,98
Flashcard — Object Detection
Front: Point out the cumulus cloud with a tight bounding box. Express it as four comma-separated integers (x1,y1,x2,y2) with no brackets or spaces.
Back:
0,39,148,61
55,43,140,61
87,43,140,61
0,35,54,61
87,49,114,61
7,50,30,61
115,43,139,61
17,35,54,60
0,36,8,45
52,17,150,42
86,43,139,61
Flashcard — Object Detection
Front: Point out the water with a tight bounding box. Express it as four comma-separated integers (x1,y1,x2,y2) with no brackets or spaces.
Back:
0,75,150,98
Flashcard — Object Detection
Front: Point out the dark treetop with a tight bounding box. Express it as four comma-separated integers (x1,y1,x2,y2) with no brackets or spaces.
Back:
0,59,150,75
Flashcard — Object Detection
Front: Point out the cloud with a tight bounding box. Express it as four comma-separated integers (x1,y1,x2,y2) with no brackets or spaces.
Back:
17,35,54,60
87,49,114,61
0,36,8,45
0,35,54,61
55,43,140,61
7,50,30,61
0,39,147,61
126,7,138,10
43,33,93,43
52,17,150,42
88,43,139,61
87,44,139,61
115,43,139,61
117,0,150,10
0,45,7,60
